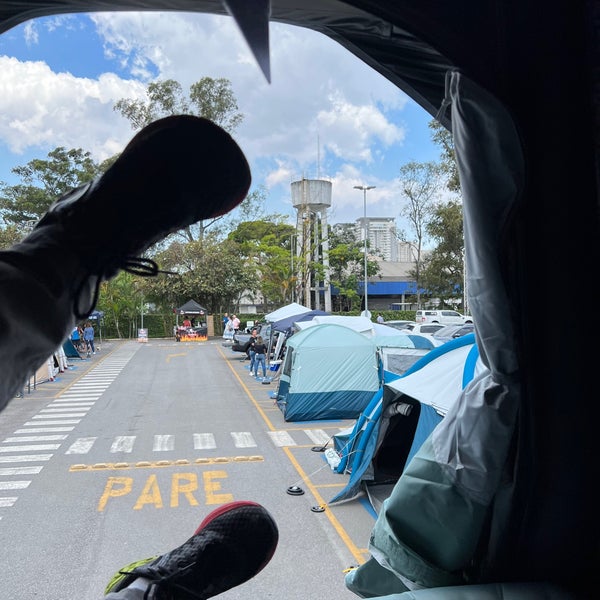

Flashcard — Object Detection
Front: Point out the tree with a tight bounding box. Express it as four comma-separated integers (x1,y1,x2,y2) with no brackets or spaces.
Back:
97,271,141,339
429,119,461,193
114,78,245,242
396,160,445,307
0,147,102,227
327,225,380,312
419,201,465,308
137,233,258,315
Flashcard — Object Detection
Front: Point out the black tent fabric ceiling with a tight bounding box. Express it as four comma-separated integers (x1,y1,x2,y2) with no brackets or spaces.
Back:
176,299,207,315
0,2,596,598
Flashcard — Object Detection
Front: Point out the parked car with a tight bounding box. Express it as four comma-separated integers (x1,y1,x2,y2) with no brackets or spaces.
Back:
432,323,475,343
407,322,446,335
231,322,271,354
383,320,415,331
415,309,473,325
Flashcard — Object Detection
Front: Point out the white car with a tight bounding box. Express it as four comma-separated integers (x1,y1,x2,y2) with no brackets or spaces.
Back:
407,322,446,335
415,309,473,324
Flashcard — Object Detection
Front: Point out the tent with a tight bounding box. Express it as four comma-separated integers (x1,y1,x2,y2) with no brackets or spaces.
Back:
296,314,438,376
270,309,329,335
329,334,485,511
275,324,380,421
264,302,311,323
176,299,207,317
1,2,596,596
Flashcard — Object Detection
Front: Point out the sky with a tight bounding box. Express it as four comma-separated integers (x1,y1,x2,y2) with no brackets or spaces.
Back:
0,11,441,227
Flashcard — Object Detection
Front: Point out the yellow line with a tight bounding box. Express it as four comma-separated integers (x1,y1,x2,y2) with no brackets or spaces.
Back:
218,346,278,431
283,446,367,565
70,455,265,472
217,344,367,566
166,352,187,363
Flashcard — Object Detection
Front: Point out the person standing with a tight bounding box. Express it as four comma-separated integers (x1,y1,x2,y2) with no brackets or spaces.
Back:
231,314,241,332
376,314,384,324
83,321,96,355
253,335,268,379
247,328,259,375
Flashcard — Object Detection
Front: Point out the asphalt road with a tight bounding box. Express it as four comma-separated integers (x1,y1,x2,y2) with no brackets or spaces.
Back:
0,338,378,600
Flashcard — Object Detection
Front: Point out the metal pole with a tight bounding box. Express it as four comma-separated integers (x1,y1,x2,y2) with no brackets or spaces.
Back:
363,190,368,315
354,185,375,316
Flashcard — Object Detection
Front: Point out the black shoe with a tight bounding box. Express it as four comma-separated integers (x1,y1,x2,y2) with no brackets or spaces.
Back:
2,115,251,319
105,501,278,599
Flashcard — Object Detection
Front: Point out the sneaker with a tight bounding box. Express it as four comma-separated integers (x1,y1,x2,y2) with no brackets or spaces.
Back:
1,115,251,320
0,116,250,409
104,500,278,599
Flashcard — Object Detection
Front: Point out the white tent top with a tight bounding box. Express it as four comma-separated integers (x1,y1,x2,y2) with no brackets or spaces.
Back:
386,340,488,416
264,302,311,323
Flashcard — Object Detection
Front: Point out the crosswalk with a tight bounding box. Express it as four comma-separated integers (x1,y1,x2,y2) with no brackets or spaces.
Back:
0,343,344,520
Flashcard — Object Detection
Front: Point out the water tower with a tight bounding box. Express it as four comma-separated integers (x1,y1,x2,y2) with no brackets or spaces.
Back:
291,178,332,311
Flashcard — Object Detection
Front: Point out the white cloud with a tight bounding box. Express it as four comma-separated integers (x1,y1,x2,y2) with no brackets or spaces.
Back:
0,11,436,224
0,56,145,159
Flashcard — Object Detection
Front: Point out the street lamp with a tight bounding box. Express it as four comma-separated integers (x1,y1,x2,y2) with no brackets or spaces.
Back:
354,185,376,317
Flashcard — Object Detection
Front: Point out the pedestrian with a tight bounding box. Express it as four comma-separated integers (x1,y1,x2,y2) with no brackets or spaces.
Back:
231,314,241,332
376,313,384,324
83,321,96,354
222,312,229,332
253,335,268,378
247,328,259,375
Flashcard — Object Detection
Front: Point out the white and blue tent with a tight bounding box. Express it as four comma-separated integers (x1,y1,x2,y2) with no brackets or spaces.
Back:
329,333,486,510
275,323,380,421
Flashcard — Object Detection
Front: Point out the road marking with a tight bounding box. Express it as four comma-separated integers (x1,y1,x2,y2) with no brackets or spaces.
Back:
14,427,74,433
266,431,297,446
111,436,136,453
0,454,53,463
3,435,68,443
231,432,257,448
66,438,97,454
193,433,216,450
0,466,43,475
0,445,61,453
153,435,174,451
0,481,30,490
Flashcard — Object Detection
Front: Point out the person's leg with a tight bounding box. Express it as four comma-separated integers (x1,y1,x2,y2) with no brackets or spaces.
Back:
90,338,96,354
0,115,250,411
104,501,278,599
249,349,255,374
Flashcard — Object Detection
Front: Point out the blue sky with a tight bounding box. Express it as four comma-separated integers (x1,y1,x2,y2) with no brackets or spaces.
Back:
0,11,441,226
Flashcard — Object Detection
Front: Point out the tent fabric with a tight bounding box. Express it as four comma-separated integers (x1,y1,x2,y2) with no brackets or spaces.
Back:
0,3,596,597
176,299,207,315
276,324,380,421
270,309,329,334
62,339,82,359
264,302,310,323
329,335,484,506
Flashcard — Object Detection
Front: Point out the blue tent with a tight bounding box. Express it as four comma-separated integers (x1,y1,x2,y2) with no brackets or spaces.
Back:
329,334,485,509
275,324,380,421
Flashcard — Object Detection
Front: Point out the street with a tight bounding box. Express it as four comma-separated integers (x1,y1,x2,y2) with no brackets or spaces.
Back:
0,338,377,599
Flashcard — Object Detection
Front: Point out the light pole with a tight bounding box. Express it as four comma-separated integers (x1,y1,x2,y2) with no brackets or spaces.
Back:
354,185,376,317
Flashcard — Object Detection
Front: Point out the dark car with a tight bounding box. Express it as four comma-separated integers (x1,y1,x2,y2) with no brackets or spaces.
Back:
231,322,271,353
432,323,475,343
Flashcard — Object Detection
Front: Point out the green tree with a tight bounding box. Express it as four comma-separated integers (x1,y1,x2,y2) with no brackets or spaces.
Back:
419,201,465,307
97,271,141,339
397,160,444,307
429,119,461,193
138,233,258,315
328,225,379,312
0,147,102,227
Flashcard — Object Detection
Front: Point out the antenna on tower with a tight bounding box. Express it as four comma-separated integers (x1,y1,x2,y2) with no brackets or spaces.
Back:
316,134,320,179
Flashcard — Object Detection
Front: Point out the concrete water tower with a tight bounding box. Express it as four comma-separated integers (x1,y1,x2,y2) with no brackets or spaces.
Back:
291,178,332,312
